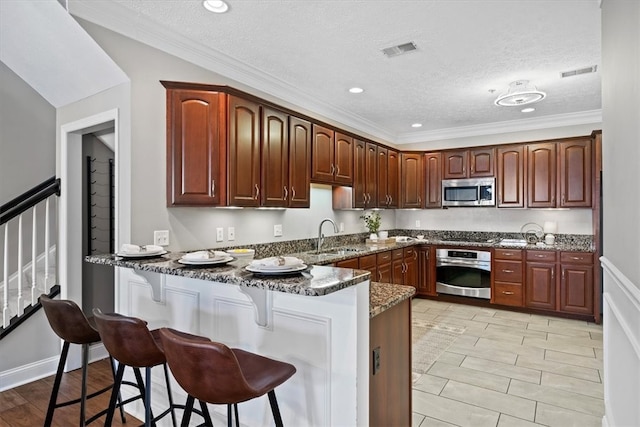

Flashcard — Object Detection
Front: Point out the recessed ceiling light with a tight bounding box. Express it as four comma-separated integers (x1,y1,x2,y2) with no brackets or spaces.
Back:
521,107,536,113
411,123,423,128
349,87,364,94
203,0,229,13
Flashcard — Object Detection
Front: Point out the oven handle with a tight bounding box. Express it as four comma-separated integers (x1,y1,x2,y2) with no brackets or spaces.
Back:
437,259,491,272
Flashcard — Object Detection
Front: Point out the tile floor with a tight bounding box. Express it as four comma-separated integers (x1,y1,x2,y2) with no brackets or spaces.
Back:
411,298,604,427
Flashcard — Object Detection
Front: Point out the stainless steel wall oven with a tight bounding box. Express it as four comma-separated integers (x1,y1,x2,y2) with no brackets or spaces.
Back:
436,248,491,299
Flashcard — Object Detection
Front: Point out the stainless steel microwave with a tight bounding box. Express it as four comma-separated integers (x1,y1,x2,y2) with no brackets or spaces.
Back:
441,177,495,207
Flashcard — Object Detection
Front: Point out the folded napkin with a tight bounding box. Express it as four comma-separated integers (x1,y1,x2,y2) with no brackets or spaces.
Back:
249,256,303,268
182,250,227,261
120,244,163,254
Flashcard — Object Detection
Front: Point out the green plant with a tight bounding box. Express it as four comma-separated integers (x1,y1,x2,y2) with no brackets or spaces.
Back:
360,211,381,234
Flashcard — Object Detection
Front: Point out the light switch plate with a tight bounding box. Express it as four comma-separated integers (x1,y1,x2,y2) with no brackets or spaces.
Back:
274,224,283,237
154,230,169,246
228,227,235,241
216,227,224,242
415,220,421,228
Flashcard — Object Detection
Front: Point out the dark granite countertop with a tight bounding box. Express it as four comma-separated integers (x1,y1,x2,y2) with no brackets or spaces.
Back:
369,282,415,318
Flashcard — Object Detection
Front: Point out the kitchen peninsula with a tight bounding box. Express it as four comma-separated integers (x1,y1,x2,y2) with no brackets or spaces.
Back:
87,252,415,426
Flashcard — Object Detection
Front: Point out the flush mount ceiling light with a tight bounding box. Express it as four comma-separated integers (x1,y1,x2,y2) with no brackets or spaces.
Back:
203,0,229,13
411,123,423,128
494,80,546,107
521,107,536,113
348,87,364,94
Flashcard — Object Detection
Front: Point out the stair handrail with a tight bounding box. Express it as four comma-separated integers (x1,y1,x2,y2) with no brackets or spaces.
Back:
1,177,60,225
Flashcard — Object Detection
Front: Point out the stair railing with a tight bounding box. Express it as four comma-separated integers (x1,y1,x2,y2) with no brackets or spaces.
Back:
1,177,60,330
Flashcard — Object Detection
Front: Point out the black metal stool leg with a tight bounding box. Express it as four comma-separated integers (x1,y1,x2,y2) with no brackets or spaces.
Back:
227,404,232,427
268,390,284,427
181,395,194,427
144,367,152,427
105,362,125,426
199,400,213,427
44,341,70,427
79,343,89,427
234,403,239,427
162,363,178,427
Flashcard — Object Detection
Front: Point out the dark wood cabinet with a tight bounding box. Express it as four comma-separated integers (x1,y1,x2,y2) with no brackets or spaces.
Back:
496,145,525,208
559,252,594,314
492,249,524,307
525,250,558,310
400,153,423,208
424,153,442,208
228,96,261,207
166,89,225,206
311,126,353,185
334,132,354,185
353,140,377,208
403,247,418,288
443,148,494,179
261,106,289,207
377,251,392,283
336,257,359,269
527,143,557,208
369,298,411,426
287,117,312,208
359,254,377,279
377,148,400,208
558,139,592,207
417,246,436,296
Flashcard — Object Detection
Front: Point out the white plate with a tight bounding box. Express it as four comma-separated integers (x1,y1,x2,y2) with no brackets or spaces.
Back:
116,250,167,258
178,256,234,266
245,264,307,275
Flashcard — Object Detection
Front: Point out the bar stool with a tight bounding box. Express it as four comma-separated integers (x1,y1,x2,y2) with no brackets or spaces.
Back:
40,294,125,427
159,327,297,427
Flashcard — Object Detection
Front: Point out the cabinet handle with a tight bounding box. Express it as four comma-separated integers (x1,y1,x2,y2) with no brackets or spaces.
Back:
535,254,545,258
414,251,418,261
562,269,565,280
502,269,514,273
502,291,515,295
254,184,260,200
570,256,581,260
335,165,340,176
562,194,565,205
291,187,296,199
552,196,555,205
211,180,216,197
283,186,288,201
418,196,422,204
551,268,555,280
470,166,474,174
503,252,513,256
378,271,382,281
330,164,335,175
463,167,466,175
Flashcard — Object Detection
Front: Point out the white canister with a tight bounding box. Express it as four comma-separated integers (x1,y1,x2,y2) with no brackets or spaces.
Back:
544,234,555,245
378,231,388,239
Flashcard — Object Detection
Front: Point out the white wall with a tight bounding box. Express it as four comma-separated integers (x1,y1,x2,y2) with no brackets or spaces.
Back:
600,1,640,426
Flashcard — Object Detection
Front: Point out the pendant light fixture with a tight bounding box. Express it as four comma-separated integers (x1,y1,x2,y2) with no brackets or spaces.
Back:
494,80,546,107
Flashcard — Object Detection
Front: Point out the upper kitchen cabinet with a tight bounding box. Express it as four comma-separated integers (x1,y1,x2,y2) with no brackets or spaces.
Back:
527,142,557,208
353,140,378,208
443,148,494,179
496,145,525,208
228,96,261,207
165,88,226,206
287,117,312,208
424,152,442,208
311,125,353,185
558,138,592,208
377,147,400,208
400,153,423,208
260,106,289,207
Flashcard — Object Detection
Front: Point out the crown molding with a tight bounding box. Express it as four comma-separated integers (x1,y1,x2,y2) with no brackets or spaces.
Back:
68,0,395,142
395,110,603,144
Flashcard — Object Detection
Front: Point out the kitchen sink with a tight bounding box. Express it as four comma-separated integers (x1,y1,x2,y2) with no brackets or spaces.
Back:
307,247,365,256
499,238,528,247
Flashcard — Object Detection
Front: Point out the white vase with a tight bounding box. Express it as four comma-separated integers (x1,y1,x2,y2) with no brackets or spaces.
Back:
369,233,378,240
378,231,388,239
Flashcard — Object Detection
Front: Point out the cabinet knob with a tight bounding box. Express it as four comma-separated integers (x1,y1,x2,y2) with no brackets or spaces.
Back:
283,186,288,201
211,180,216,197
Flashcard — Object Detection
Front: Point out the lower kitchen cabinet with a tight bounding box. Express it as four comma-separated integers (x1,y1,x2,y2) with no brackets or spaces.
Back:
559,252,594,315
369,298,411,426
417,245,436,296
335,257,359,269
525,250,557,310
492,249,524,307
377,251,392,283
359,254,377,279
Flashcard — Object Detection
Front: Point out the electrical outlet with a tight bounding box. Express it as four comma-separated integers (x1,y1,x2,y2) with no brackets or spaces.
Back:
216,227,224,242
415,220,421,228
228,227,235,241
372,347,381,375
339,222,344,232
274,224,283,237
153,230,169,246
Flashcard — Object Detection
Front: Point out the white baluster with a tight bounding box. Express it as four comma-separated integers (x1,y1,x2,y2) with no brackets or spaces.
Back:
17,214,23,314
44,198,50,288
3,224,9,328
31,205,37,305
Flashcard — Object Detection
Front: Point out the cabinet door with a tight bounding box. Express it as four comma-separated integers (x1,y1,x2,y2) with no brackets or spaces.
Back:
377,147,389,207
288,117,312,208
359,254,377,279
387,150,400,208
403,248,418,288
527,143,556,208
525,262,557,310
353,139,367,208
400,153,423,208
334,132,354,185
365,142,379,207
443,150,467,179
392,259,405,285
469,148,494,177
558,139,592,207
424,152,442,208
336,258,359,269
417,246,436,296
228,96,261,207
497,145,525,207
261,107,288,207
377,262,392,283
560,264,594,314
167,89,224,206
311,125,335,184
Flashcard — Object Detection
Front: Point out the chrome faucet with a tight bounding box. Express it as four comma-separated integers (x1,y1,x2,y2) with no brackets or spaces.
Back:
317,218,339,254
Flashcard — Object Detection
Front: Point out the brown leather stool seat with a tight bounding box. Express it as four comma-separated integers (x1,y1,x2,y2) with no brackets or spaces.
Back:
92,309,211,427
159,327,297,427
40,294,125,427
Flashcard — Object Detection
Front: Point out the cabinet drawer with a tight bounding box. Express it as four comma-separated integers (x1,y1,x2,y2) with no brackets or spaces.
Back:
336,258,359,269
403,247,416,259
494,249,523,260
560,252,593,265
392,249,404,260
359,254,377,270
377,251,392,264
493,260,523,282
493,283,524,307
526,250,557,262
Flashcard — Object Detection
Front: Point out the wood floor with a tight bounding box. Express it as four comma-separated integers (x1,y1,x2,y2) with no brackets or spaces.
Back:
0,358,141,427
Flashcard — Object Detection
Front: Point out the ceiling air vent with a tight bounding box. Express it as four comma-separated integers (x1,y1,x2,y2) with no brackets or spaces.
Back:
382,42,418,58
560,65,598,78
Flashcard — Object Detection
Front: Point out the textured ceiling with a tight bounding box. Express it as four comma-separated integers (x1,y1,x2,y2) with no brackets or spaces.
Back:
69,0,601,143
